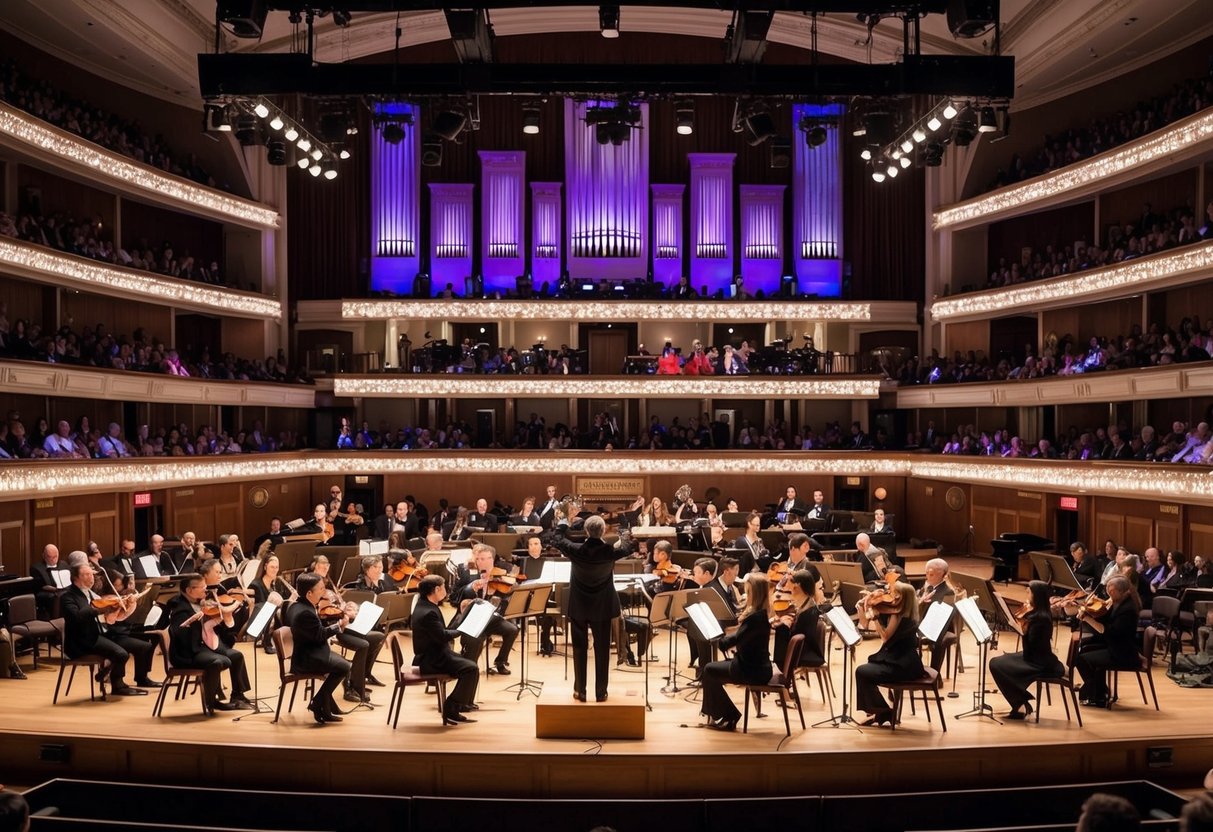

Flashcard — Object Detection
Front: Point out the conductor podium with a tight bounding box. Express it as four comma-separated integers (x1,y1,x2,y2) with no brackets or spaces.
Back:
535,686,646,739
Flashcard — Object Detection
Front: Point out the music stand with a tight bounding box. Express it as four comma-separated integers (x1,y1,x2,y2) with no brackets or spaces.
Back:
813,605,863,731
659,588,696,695
953,597,1000,724
1029,552,1083,591
645,593,676,711
502,584,551,699
234,600,280,721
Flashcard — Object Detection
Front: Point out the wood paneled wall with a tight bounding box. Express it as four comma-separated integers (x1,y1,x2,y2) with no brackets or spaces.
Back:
16,165,116,231
970,485,1049,554
61,289,173,346
1042,295,1140,352
31,492,120,560
1099,169,1197,235
943,321,990,357
1092,497,1183,555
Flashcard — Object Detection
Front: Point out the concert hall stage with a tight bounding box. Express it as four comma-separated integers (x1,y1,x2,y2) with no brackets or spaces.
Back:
1,627,1208,798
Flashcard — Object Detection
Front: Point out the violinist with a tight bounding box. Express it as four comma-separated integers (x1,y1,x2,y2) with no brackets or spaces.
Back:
510,496,542,528
714,556,744,616
412,575,479,725
59,563,153,696
347,556,398,594
918,558,955,609
287,572,350,724
728,511,765,574
215,534,243,578
855,533,892,583
644,541,686,597
101,539,139,578
199,558,252,634
249,555,298,655
305,504,336,544
699,573,772,732
854,581,922,727
771,568,830,668
309,555,386,703
1069,542,1102,592
686,558,723,676
30,544,67,618
251,517,284,554
1073,575,1141,708
166,573,254,712
989,580,1064,719
452,544,518,676
386,548,428,592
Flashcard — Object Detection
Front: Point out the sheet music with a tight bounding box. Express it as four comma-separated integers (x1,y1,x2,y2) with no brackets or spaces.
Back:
613,573,657,588
50,569,71,589
360,539,389,556
447,548,474,568
537,561,573,584
238,558,260,588
918,601,954,643
955,596,993,644
347,600,385,636
992,592,1025,637
824,605,862,647
246,600,279,640
144,605,163,629
457,600,495,639
685,602,724,640
137,556,161,579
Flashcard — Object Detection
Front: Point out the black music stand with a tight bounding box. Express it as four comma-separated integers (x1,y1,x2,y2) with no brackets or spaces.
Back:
1029,551,1083,591
645,593,676,711
234,600,279,721
658,589,696,696
503,584,551,699
812,605,863,732
953,597,1000,724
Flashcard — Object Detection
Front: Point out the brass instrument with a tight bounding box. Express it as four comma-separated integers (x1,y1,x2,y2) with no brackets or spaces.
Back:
675,484,692,506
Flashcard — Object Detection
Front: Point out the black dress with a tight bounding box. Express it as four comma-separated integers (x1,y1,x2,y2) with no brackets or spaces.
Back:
700,613,773,723
989,609,1064,710
854,616,923,714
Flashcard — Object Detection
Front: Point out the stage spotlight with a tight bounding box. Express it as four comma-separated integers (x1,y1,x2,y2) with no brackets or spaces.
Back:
310,148,323,161
978,105,998,133
912,127,927,143
927,115,942,132
421,135,443,166
871,166,886,183
599,5,620,38
860,148,872,161
900,138,913,154
886,163,899,178
381,122,406,144
297,158,309,169
943,102,959,119
309,163,322,177
234,115,258,146
522,103,541,135
675,100,694,135
953,105,978,146
204,103,232,133
297,137,312,152
922,142,944,167
266,139,287,165
807,125,828,147
743,109,777,146
269,115,284,131
432,109,468,141
284,125,299,141
323,167,338,180
253,101,270,118
339,148,351,160
899,155,911,168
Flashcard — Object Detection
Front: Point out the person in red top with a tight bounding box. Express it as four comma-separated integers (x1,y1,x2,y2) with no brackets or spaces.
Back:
682,340,713,375
656,345,681,375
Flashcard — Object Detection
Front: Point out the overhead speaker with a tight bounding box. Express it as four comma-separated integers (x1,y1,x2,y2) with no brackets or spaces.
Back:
217,0,268,39
432,110,467,142
947,0,997,38
266,139,287,166
421,135,443,166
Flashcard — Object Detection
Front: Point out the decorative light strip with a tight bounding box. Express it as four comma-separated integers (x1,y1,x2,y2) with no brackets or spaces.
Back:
930,241,1213,321
333,376,881,399
0,101,280,229
342,299,872,322
0,239,283,320
933,107,1213,229
7,454,1213,505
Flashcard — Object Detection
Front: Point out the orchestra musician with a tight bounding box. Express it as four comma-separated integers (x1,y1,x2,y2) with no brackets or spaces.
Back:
636,496,669,528
372,504,397,541
918,558,955,609
215,534,243,578
303,504,335,543
686,558,724,675
855,533,892,583
251,517,284,554
249,555,298,655
1073,575,1141,708
713,556,744,616
728,511,766,574
704,503,725,548
346,556,398,594
699,573,772,732
101,539,139,578
537,485,560,529
989,580,1064,719
59,563,152,696
544,512,633,702
198,558,252,635
287,572,351,725
510,497,542,528
30,544,66,617
1069,542,1102,592
854,581,922,726
771,568,830,668
308,554,386,702
518,536,558,655
804,489,830,521
869,508,893,536
452,544,518,675
166,573,254,712
466,498,499,533
442,507,473,542
390,500,419,543
777,486,808,519
644,541,685,598
411,574,479,725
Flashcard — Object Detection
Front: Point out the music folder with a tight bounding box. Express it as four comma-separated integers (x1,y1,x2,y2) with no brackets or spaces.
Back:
245,600,280,641
684,602,724,641
457,600,496,639
347,600,385,636
824,605,862,648
918,601,954,643
136,556,161,579
955,596,993,644
537,560,573,584
50,569,71,589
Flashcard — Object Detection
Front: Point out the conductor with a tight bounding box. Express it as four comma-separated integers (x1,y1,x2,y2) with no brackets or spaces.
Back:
544,509,632,702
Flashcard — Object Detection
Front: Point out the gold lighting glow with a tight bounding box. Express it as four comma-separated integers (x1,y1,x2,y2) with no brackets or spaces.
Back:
0,102,280,229
333,377,881,399
0,239,283,320
934,107,1213,229
341,299,872,322
930,241,1213,321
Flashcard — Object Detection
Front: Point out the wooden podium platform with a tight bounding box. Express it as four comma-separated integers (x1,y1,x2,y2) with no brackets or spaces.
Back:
536,686,646,739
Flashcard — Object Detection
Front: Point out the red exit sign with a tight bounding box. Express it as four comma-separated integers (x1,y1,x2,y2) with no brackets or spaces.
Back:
1059,496,1078,511
133,492,152,507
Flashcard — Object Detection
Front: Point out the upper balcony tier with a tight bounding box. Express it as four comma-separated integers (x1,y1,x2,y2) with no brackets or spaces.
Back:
0,101,279,230
933,106,1213,232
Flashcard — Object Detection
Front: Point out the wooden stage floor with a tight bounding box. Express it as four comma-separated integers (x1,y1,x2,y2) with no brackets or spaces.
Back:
1,622,1209,798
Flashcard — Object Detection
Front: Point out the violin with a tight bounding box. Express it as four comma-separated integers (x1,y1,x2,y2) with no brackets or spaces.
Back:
767,563,794,611
321,521,335,543
390,562,429,592
90,596,125,612
487,566,523,595
1076,593,1109,619
862,572,904,618
653,564,685,585
317,600,346,620
1049,588,1087,608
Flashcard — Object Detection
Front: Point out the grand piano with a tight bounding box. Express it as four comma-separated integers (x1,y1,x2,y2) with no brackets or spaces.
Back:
989,533,1054,582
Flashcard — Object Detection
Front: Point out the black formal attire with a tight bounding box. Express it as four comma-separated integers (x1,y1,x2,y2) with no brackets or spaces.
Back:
250,577,293,649
60,584,151,691
700,613,772,723
466,511,498,532
869,522,894,536
165,594,250,704
101,555,138,578
347,575,399,594
1074,598,1140,703
327,587,385,696
687,578,735,672
442,522,473,542
990,609,1064,710
544,523,632,699
1072,558,1103,592
411,593,478,716
509,511,542,528
730,535,764,575
855,616,924,714
859,547,889,583
30,561,68,617
285,600,350,718
918,581,954,610
777,497,808,519
774,600,829,668
451,564,518,668
389,515,421,543
804,501,830,521
372,513,395,541
537,497,560,529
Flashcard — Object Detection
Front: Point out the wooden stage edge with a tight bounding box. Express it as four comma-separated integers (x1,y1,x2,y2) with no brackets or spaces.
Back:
2,726,1210,799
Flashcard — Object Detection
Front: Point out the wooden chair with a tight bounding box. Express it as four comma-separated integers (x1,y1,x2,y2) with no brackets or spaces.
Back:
386,632,452,728
151,629,211,717
53,653,107,704
794,618,835,702
270,627,328,723
1108,625,1160,711
1033,631,1083,727
884,630,952,732
736,633,806,736
9,593,61,668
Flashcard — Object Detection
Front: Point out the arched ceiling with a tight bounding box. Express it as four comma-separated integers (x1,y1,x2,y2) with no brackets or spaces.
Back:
1,0,1212,112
